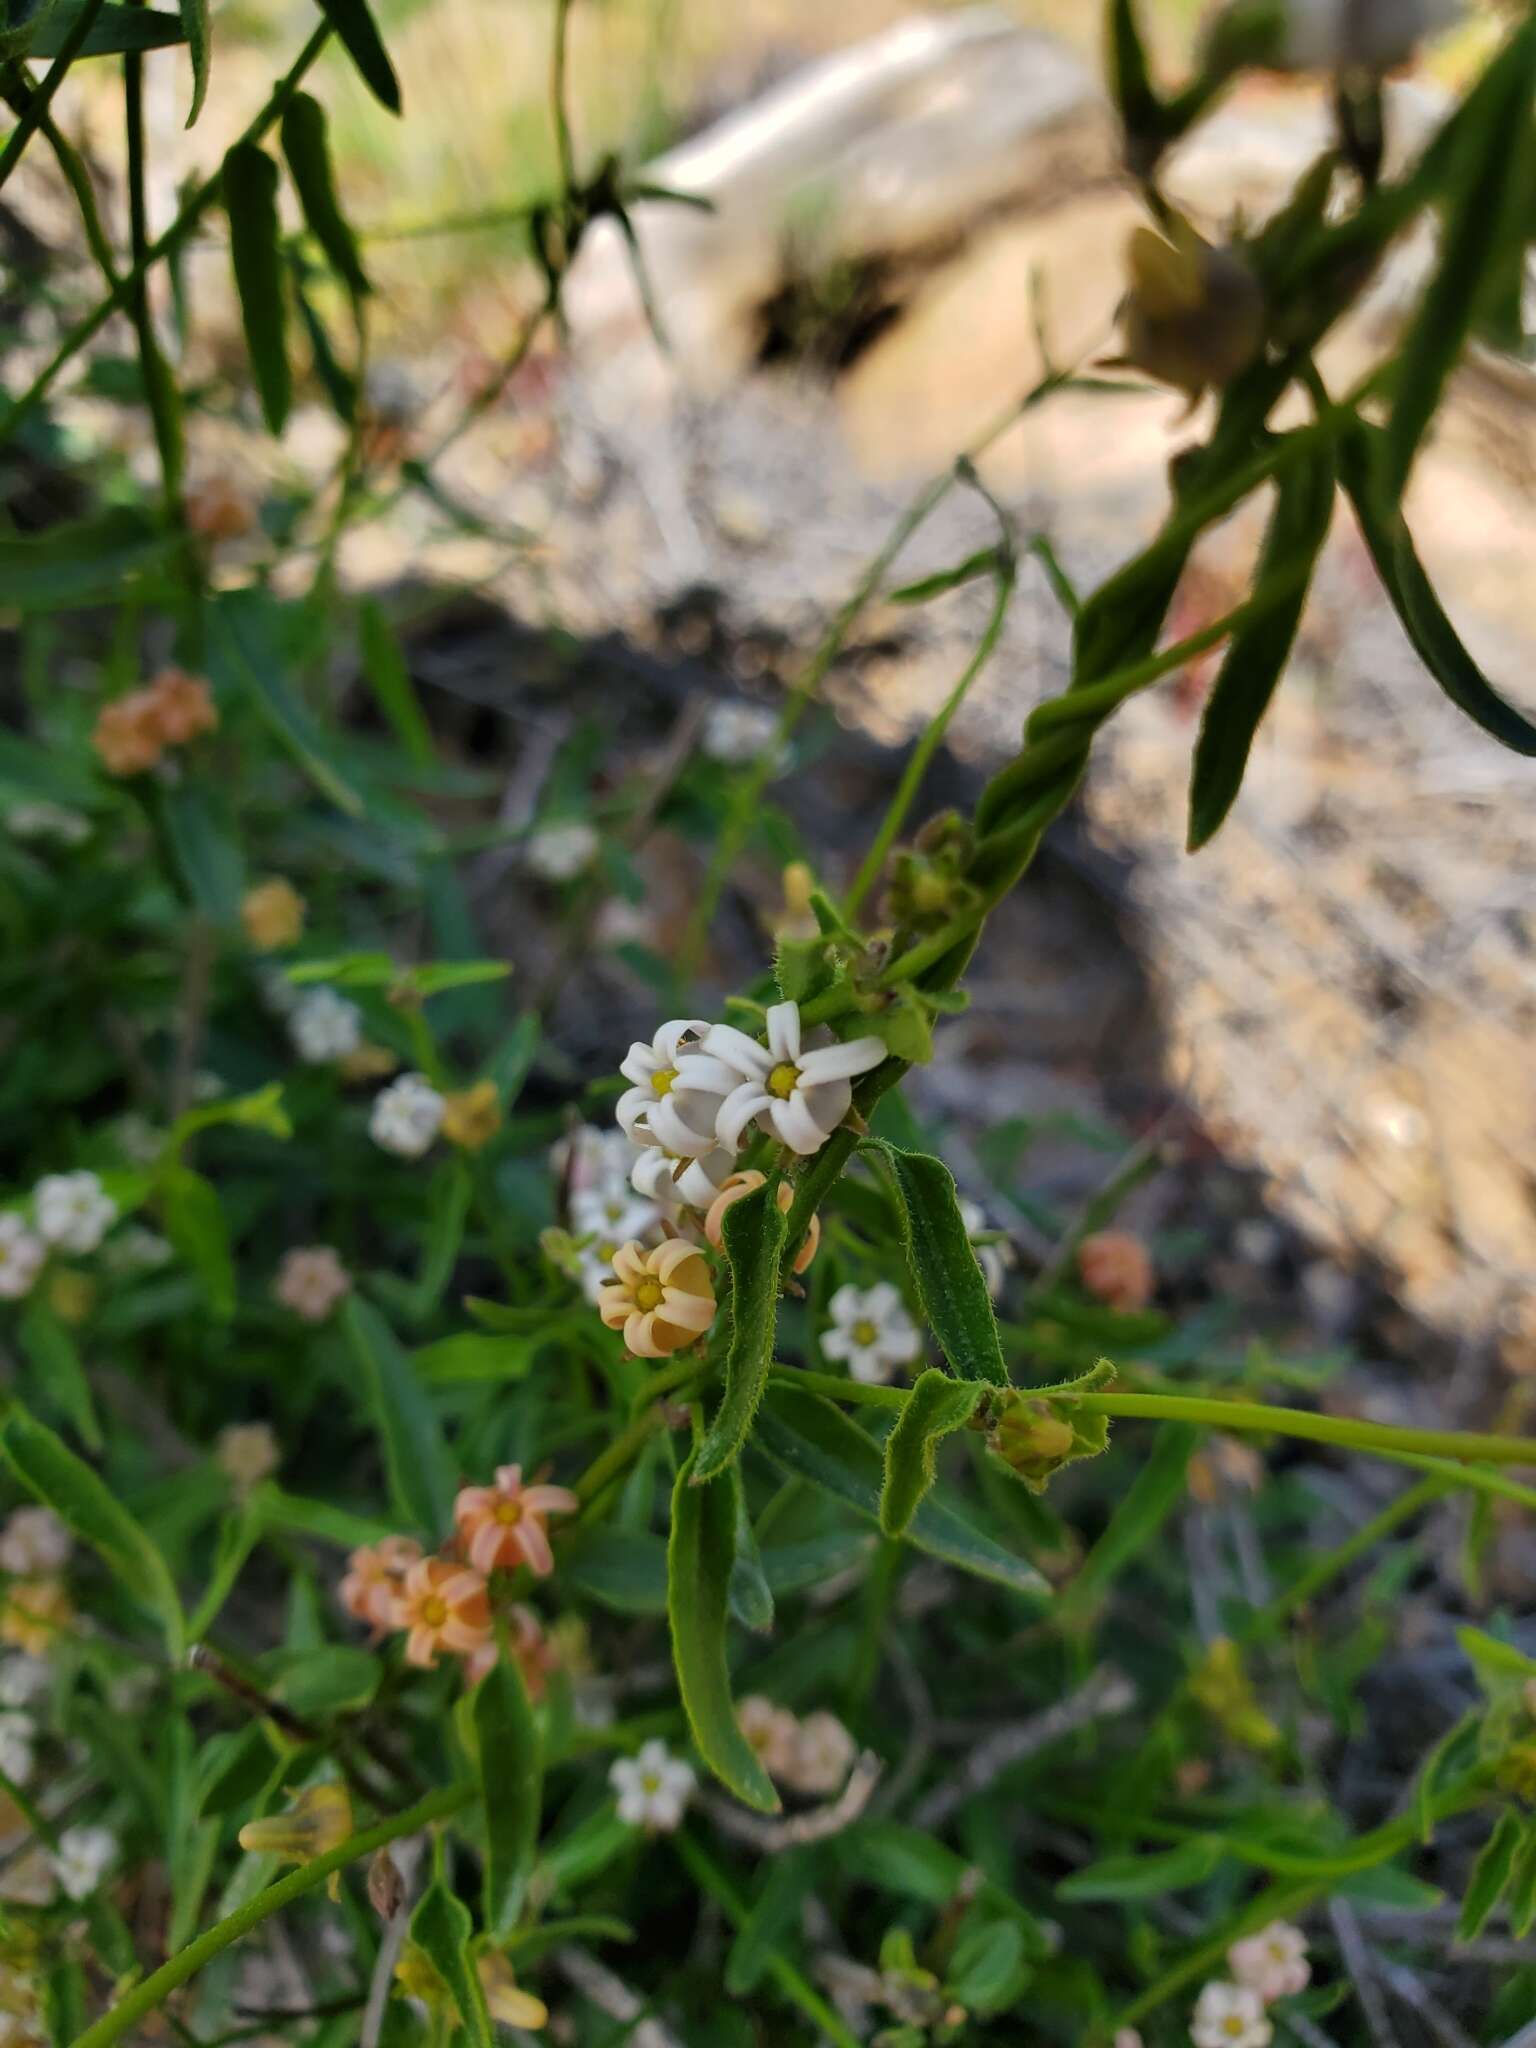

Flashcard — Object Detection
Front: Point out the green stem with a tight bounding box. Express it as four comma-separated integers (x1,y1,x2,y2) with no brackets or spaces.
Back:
0,0,110,190
69,1781,472,2048
768,1366,907,1411
123,42,184,529
672,1831,862,2048
571,1363,706,1507
550,0,575,194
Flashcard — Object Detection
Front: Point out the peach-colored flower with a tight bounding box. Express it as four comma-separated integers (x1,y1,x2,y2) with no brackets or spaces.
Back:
464,1602,557,1698
338,1535,422,1629
1077,1230,1154,1311
391,1556,492,1669
274,1246,352,1323
477,1951,548,2030
737,1695,798,1778
703,1170,819,1274
147,668,218,744
595,1238,716,1359
93,691,163,776
454,1465,577,1578
241,879,306,951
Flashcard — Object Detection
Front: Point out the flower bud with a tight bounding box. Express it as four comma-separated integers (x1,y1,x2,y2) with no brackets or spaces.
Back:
238,1782,353,1897
368,1846,405,1921
989,1400,1078,1490
1115,220,1265,402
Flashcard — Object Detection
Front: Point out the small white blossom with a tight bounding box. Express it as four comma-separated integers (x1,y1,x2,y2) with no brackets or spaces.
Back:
0,1659,50,1709
289,988,363,1065
785,1710,856,1796
629,1142,738,1218
1228,1922,1310,2003
524,820,599,882
1190,1981,1272,2048
595,898,654,948
610,1739,695,1832
552,1124,635,1202
0,1509,71,1576
821,1281,922,1384
273,1245,352,1322
6,801,90,846
33,1172,116,1254
705,1002,886,1157
369,1073,445,1159
958,1197,1014,1300
701,701,787,770
570,1182,660,1248
217,1422,280,1493
51,1823,118,1901
0,1713,35,1786
103,1225,173,1275
0,1215,45,1301
616,1019,736,1157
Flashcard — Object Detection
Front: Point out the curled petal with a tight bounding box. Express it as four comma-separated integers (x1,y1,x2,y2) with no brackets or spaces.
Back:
653,1238,708,1284
649,1094,719,1156
618,1046,659,1087
765,1001,801,1063
657,1289,714,1332
657,1018,712,1062
716,1082,773,1152
796,1036,886,1084
770,1091,828,1155
625,1310,665,1358
513,1520,554,1576
524,1484,579,1515
615,1087,661,1144
702,1024,773,1080
612,1241,649,1286
672,1052,737,1094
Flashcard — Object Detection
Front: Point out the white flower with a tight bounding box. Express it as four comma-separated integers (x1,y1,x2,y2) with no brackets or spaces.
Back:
0,1509,71,1576
0,1713,34,1785
289,988,363,1065
1190,1981,1272,2048
112,1114,165,1166
51,1823,117,1901
552,1124,634,1201
610,1738,695,1832
958,1197,1014,1300
629,1142,738,1218
524,821,599,882
0,1658,50,1709
370,1074,445,1159
1277,0,1457,71
217,1423,280,1492
701,701,786,770
0,1215,45,1301
821,1281,922,1384
704,1003,886,1157
6,801,89,846
786,1710,856,1796
103,1225,173,1275
273,1245,352,1322
616,1019,736,1157
33,1172,116,1254
1228,1922,1310,2003
570,1182,659,1248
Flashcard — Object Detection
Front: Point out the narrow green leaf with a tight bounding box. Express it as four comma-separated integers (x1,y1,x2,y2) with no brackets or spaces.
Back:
0,1403,185,1656
727,1472,774,1634
195,1724,276,1819
726,1851,817,1997
1059,1837,1222,1902
879,1369,983,1538
280,94,369,298
1457,1809,1523,1941
1340,425,1536,756
167,1716,220,1949
474,1644,542,1937
27,1,185,55
222,143,291,434
412,1332,540,1384
358,600,435,768
410,1883,491,2047
1505,1817,1536,1939
314,0,399,112
695,1180,786,1482
289,260,358,425
340,1296,455,1537
17,1298,101,1450
176,0,209,120
666,1448,780,1812
161,1166,235,1319
757,1383,1047,1601
1107,0,1164,157
1189,445,1336,849
866,1140,1008,1386
560,1528,668,1616
187,1498,263,1638
0,508,175,610
1057,1422,1197,1619
889,545,1005,605
206,589,365,815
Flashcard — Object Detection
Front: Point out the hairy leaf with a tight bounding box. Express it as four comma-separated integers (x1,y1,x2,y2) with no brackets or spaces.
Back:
879,1368,983,1537
866,1139,1008,1386
695,1179,786,1481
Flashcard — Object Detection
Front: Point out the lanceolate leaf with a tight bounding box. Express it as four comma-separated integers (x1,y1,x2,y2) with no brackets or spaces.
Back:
1458,1809,1523,1941
1188,444,1336,849
161,1166,235,1319
694,1180,786,1482
757,1383,1047,1601
1340,425,1536,756
176,0,209,122
866,1140,1008,1387
0,1403,185,1656
314,0,400,112
666,1448,780,1812
206,588,364,816
341,1296,455,1537
1504,1818,1536,1940
474,1645,541,1937
222,144,291,435
359,600,435,767
280,94,370,299
879,1368,983,1538
27,1,184,56
727,1472,774,1633
1107,0,1163,156
0,508,176,609
410,1883,492,2047
18,1298,102,1450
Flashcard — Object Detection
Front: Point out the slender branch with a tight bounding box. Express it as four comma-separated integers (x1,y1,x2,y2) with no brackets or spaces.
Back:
0,0,111,190
0,77,120,287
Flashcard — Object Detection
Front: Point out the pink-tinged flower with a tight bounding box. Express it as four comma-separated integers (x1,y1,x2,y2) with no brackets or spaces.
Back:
704,1001,886,1156
595,1238,716,1359
454,1465,578,1579
391,1556,492,1669
704,1170,819,1273
338,1536,422,1629
274,1246,352,1323
1077,1229,1154,1310
737,1695,799,1778
1227,1922,1310,2003
1190,1981,1272,2048
463,1603,556,1698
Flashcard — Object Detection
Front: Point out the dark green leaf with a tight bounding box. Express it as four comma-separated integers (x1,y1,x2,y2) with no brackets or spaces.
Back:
1059,1837,1223,1901
757,1384,1047,1601
156,783,245,925
1458,1809,1523,1941
358,600,434,768
162,1166,235,1318
1505,1817,1536,1939
1340,425,1536,756
695,1180,786,1481
945,1919,1029,2016
879,1368,983,1538
266,1645,379,1718
726,1851,817,1997
314,0,399,112
289,262,359,426
1107,0,1163,156
195,1725,276,1819
18,1298,101,1450
175,0,208,119
27,1,184,55
1189,445,1336,849
412,1333,539,1384
727,1472,774,1634
223,143,291,434
866,1140,1008,1386
890,545,1006,605
206,588,365,814
666,1447,779,1812
409,1884,491,2047
475,1642,541,1937
1057,1422,1196,1619
0,1403,184,1655
340,1296,455,1537
0,508,175,610
561,1529,668,1615
281,95,369,298
1336,1866,1442,1913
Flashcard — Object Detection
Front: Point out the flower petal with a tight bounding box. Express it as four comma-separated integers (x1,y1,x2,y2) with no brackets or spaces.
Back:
864,1280,901,1319
513,1520,554,1576
702,1024,773,1080
618,1046,658,1087
827,1283,862,1323
769,1091,828,1155
625,1310,664,1358
612,1241,649,1286
615,1087,660,1143
657,1018,712,1062
657,1288,714,1331
765,1001,801,1063
795,1035,886,1083
716,1082,772,1152
524,1484,578,1515
673,1053,737,1094
649,1095,718,1156
820,1328,853,1362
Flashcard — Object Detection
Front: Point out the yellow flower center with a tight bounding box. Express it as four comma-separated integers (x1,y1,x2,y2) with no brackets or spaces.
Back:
640,1770,661,1794
1223,2021,1246,2040
767,1061,799,1099
421,1596,448,1627
634,1278,665,1312
651,1066,678,1096
494,1499,524,1526
852,1320,878,1346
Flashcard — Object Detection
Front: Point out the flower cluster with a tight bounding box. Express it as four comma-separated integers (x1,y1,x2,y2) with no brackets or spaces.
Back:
0,1172,119,1304
1191,1921,1311,2047
92,668,218,778
738,1696,857,1796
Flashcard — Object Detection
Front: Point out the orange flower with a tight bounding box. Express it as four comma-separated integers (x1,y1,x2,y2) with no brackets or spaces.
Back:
464,1602,557,1699
391,1556,492,1669
147,668,218,744
703,1170,819,1274
454,1465,577,1579
596,1238,715,1359
338,1535,422,1629
1077,1230,1154,1311
93,691,163,776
